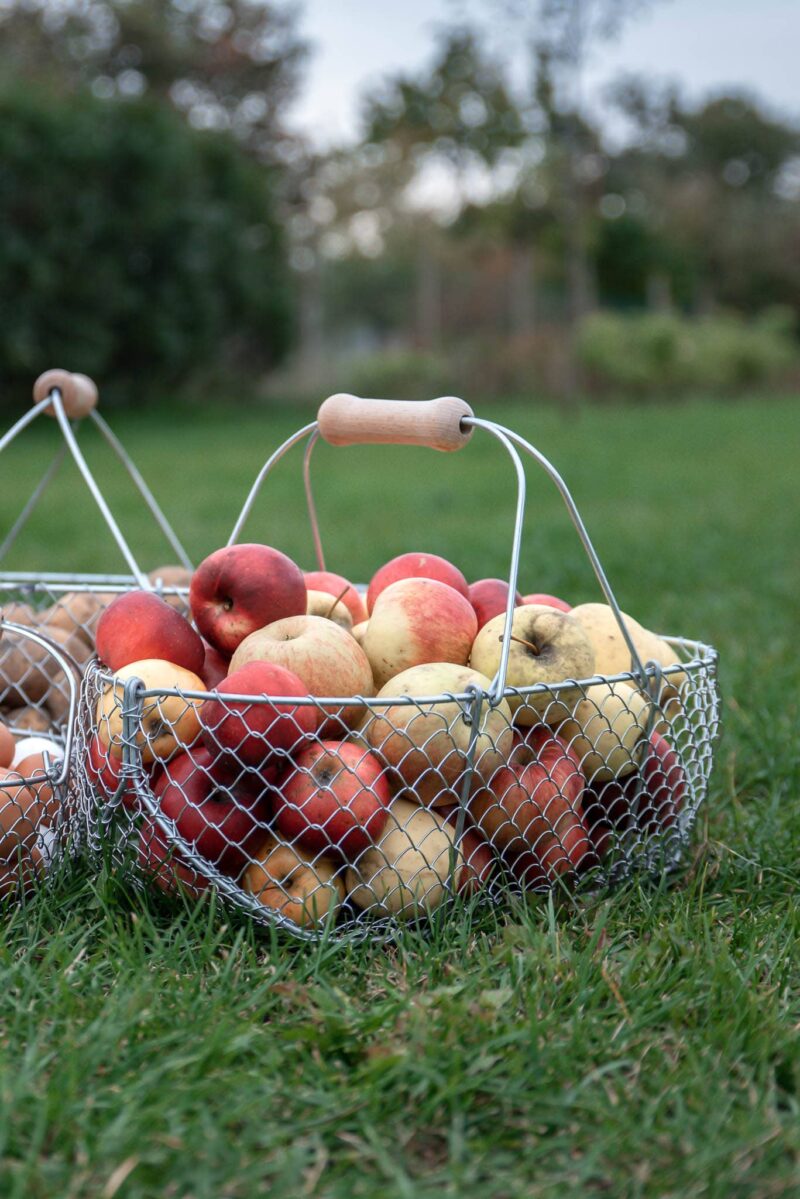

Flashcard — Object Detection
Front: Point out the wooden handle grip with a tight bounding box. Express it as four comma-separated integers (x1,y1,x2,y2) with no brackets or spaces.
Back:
33,369,98,420
317,393,473,452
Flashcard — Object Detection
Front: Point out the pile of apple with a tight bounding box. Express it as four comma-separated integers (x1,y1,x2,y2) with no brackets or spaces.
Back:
87,544,689,928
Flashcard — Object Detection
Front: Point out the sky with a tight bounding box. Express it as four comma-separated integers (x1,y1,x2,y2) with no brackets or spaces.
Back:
287,0,800,147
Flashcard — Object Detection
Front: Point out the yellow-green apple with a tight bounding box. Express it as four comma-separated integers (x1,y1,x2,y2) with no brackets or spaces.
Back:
345,797,462,918
583,729,687,849
96,659,205,765
201,640,230,690
230,614,374,734
522,593,572,613
243,838,344,927
555,681,652,784
570,602,686,711
469,604,595,724
200,661,317,776
274,740,390,858
468,579,523,631
351,621,368,647
96,590,205,675
305,589,353,630
189,543,306,656
437,804,495,895
303,570,367,625
139,818,210,900
152,747,271,874
469,728,589,881
367,552,469,613
363,579,478,689
364,663,513,807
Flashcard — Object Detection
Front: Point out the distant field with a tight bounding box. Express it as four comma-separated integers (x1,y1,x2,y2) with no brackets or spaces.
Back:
0,393,798,1198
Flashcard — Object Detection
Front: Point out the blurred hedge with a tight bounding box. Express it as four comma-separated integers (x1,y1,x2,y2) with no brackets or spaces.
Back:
0,88,293,404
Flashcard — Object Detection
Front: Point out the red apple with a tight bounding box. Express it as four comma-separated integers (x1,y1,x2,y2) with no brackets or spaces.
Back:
202,640,230,690
469,731,590,879
153,747,272,874
367,552,469,613
468,578,523,632
303,571,367,625
200,661,318,774
229,614,374,735
522,593,572,613
86,732,137,811
438,805,495,895
96,590,205,675
363,578,478,689
274,741,391,859
139,818,210,900
189,544,306,656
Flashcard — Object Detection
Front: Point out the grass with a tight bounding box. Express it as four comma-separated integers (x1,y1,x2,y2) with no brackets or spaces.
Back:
0,392,798,1197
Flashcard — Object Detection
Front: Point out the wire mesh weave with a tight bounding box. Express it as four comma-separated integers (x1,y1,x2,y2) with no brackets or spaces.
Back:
74,632,719,944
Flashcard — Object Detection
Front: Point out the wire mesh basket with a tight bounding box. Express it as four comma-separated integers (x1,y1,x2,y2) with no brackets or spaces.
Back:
0,617,81,897
0,369,195,726
75,393,721,944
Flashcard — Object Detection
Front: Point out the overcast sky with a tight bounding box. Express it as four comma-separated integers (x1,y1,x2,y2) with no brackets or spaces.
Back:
288,0,800,146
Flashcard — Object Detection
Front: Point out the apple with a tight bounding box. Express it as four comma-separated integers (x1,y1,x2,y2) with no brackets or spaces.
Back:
305,589,353,630
189,543,306,656
468,579,523,632
303,570,367,625
274,741,391,859
351,621,368,647
96,590,205,675
438,805,495,895
469,729,590,879
139,818,210,900
469,605,595,724
570,602,687,713
584,730,687,848
367,552,469,613
243,838,344,927
0,721,13,769
95,659,205,765
152,748,271,874
200,661,317,774
201,640,230,690
345,798,463,918
365,663,513,807
522,593,572,613
554,681,652,784
363,578,478,689
86,733,135,809
230,615,374,735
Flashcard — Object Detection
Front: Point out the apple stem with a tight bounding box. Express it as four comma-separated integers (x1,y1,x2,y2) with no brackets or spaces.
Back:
325,586,350,619
505,633,541,657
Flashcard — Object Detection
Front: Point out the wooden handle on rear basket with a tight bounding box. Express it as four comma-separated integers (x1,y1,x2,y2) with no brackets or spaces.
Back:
317,393,473,452
33,369,98,420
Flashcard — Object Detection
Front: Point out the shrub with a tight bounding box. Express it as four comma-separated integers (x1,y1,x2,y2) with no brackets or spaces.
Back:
577,309,797,397
0,88,293,403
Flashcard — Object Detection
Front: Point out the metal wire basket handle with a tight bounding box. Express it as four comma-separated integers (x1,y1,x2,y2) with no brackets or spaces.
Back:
226,393,651,702
0,370,192,587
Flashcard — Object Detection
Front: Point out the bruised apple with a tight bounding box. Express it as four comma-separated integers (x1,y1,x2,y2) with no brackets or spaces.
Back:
469,605,595,724
243,838,344,927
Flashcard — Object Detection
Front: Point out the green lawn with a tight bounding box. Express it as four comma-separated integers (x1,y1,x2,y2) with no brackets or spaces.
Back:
0,393,798,1198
